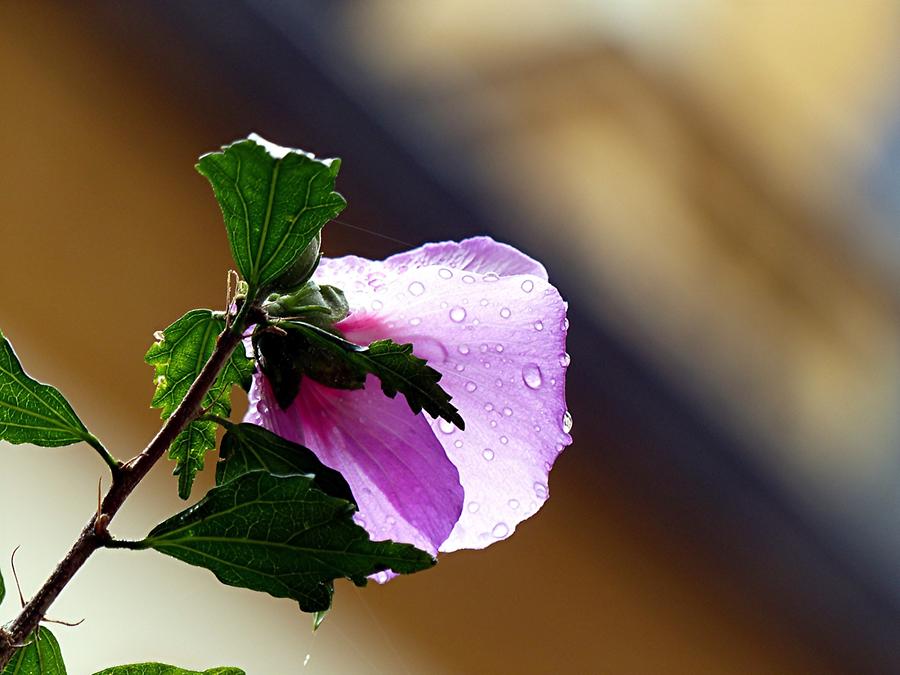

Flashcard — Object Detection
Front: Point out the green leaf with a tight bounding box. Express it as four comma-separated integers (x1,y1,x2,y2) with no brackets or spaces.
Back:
145,310,254,498
143,471,435,613
264,322,464,429
216,422,355,504
93,665,244,675
196,135,346,292
1,627,66,674
0,330,93,448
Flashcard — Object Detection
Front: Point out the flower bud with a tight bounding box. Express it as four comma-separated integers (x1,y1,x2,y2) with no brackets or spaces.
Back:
270,232,322,293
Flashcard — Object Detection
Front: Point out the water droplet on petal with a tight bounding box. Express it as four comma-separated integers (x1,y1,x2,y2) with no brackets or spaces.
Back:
450,306,467,322
468,501,480,513
438,419,456,434
454,439,463,448
500,307,511,319
484,402,494,412
500,436,509,445
408,281,425,296
480,298,489,306
503,407,513,417
409,317,422,326
456,364,466,372
522,363,543,389
534,482,549,499
465,381,478,393
482,448,495,461
371,299,383,311
458,344,470,355
562,318,570,331
490,420,498,428
492,522,509,538
480,344,489,353
462,274,475,284
533,320,544,331
484,273,500,283
534,424,542,432
559,353,571,367
562,410,574,433
508,499,520,509
521,279,534,293
439,268,453,279
495,344,504,353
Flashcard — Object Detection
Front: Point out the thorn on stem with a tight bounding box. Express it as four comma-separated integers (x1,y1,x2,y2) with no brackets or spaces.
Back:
42,616,85,628
10,546,26,607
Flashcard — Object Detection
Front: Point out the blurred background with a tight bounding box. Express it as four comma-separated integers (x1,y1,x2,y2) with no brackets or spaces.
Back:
1,2,899,673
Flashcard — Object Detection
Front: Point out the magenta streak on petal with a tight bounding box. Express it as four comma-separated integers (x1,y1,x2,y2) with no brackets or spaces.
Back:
248,371,463,558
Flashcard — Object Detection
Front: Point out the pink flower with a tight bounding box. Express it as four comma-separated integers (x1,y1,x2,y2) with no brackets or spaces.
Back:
245,237,572,562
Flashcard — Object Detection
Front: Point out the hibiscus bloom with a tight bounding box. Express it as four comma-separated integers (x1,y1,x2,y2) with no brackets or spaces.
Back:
245,237,572,562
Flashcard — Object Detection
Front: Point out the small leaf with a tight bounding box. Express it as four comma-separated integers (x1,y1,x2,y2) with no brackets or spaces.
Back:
266,322,464,429
143,471,435,613
93,665,244,675
145,310,254,498
216,422,355,504
196,135,346,291
0,330,93,448
1,627,66,674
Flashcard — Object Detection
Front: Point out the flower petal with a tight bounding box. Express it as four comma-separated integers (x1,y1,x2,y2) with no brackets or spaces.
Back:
246,373,464,558
315,239,571,552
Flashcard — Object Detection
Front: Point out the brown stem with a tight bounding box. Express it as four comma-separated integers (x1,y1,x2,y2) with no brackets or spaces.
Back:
0,308,254,668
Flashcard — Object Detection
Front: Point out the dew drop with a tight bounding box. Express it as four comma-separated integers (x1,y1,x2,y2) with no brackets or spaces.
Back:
484,273,500,283
495,344,504,353
438,268,453,279
508,499,520,510
465,381,478,393
468,501,480,513
482,448,495,461
480,298,489,306
408,281,425,296
562,318,570,330
458,344,470,355
484,402,494,412
533,320,544,331
450,306,467,323
408,317,422,326
371,299,383,311
559,353,571,368
495,378,503,387
490,420,498,428
521,279,534,293
500,436,509,445
562,410,574,433
492,522,509,538
534,482,549,499
480,344,489,353
500,307,511,319
534,424,542,432
455,364,466,372
462,274,475,284
503,407,513,417
438,419,456,434
454,439,464,448
522,363,544,389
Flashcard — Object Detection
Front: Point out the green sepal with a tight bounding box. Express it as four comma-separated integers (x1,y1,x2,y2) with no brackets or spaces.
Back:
0,330,94,449
216,422,355,505
260,322,464,429
145,310,254,498
263,281,349,329
1,626,66,674
93,665,244,675
143,471,435,613
196,134,346,293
